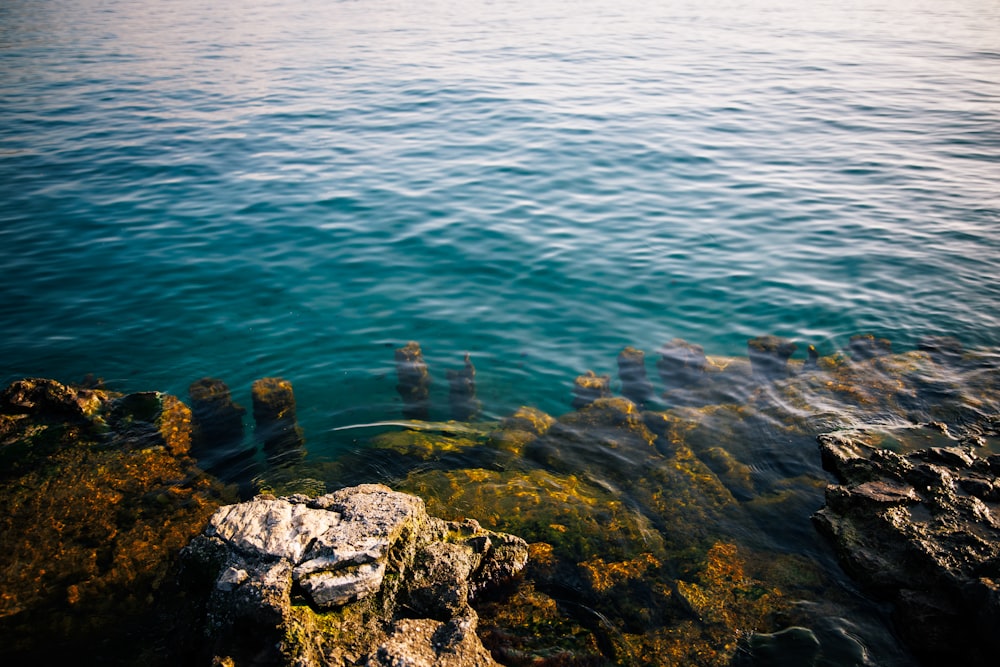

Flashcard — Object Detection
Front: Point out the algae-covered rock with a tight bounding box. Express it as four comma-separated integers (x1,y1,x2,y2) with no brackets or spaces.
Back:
182,484,528,667
617,346,655,408
0,378,233,665
571,370,611,409
396,341,431,420
252,377,306,466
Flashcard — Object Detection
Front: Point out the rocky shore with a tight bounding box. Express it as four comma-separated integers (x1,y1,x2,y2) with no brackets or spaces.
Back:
1,334,998,666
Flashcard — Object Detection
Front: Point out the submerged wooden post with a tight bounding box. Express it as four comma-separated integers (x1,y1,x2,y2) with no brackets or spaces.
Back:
251,377,305,466
448,352,481,421
617,346,655,408
395,341,431,420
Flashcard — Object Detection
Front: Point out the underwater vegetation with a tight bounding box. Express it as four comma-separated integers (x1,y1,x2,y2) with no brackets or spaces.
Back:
1,333,997,665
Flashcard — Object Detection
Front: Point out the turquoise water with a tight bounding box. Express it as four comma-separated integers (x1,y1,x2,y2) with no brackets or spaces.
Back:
2,0,999,663
2,0,998,443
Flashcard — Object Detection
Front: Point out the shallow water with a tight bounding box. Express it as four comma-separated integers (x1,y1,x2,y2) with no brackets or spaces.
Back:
2,0,999,664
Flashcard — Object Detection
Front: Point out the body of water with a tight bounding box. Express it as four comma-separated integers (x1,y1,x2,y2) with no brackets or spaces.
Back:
2,1,999,664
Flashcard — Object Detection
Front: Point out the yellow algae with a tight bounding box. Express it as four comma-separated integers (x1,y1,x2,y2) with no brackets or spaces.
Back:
579,552,660,593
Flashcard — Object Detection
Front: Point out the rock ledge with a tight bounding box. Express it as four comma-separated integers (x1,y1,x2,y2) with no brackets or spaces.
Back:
183,484,528,667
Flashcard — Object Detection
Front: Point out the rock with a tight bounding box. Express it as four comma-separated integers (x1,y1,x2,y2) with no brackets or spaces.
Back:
812,432,1000,666
182,484,528,667
748,336,797,382
448,353,482,421
656,338,708,390
570,370,610,409
847,334,892,361
617,346,655,408
917,336,964,365
396,341,431,420
251,377,306,466
0,378,232,665
189,378,256,485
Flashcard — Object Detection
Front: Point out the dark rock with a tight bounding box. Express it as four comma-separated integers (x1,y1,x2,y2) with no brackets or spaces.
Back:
0,378,232,666
917,336,964,365
448,353,481,421
570,370,610,409
617,346,656,408
189,378,256,485
748,336,797,382
395,341,431,420
812,433,1000,666
656,338,708,390
847,334,892,361
181,484,528,667
251,377,305,466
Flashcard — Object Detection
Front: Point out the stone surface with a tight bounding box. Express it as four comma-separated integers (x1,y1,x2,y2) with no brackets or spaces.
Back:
252,377,306,466
396,341,432,420
182,484,528,667
813,429,1000,666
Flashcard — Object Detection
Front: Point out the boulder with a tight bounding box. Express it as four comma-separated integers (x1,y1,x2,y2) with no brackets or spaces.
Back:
812,429,1000,666
182,484,528,667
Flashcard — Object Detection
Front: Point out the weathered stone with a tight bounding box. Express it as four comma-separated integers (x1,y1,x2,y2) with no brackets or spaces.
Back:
812,435,1000,666
448,353,481,421
570,370,610,409
251,377,305,466
396,341,431,420
657,338,708,390
617,346,655,408
182,484,528,666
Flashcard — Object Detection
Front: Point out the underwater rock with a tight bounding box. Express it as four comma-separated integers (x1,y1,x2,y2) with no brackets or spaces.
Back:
189,377,257,484
847,334,892,361
570,370,611,409
812,431,1000,667
917,335,964,365
251,377,305,466
748,336,798,382
189,377,246,449
182,484,527,667
0,378,232,665
448,353,482,421
396,341,432,420
657,338,708,391
490,406,555,456
617,346,656,408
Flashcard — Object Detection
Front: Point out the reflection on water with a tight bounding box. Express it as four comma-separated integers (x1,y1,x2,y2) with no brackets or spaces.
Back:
240,336,999,665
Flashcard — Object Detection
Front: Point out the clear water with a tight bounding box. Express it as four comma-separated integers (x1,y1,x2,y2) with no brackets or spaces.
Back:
1,0,998,662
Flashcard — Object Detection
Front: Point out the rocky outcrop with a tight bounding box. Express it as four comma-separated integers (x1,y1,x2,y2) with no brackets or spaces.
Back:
0,378,232,665
812,428,1000,666
182,484,528,667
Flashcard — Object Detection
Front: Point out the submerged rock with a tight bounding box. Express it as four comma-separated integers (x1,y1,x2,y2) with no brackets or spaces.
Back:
182,484,528,667
396,341,432,420
847,334,892,361
189,377,256,485
252,377,306,466
448,353,482,421
0,378,232,665
617,346,656,408
748,336,798,382
657,338,708,391
570,370,611,409
812,429,1000,667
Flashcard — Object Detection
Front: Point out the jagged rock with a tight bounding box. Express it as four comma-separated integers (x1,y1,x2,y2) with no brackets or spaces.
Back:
812,431,1000,666
252,377,306,466
189,378,256,486
396,341,432,420
182,484,528,667
0,378,232,665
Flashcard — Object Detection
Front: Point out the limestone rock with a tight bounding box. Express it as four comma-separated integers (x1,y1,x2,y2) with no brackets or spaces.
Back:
182,484,529,667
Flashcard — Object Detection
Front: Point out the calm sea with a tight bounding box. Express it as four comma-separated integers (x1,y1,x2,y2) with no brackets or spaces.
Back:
3,0,999,663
